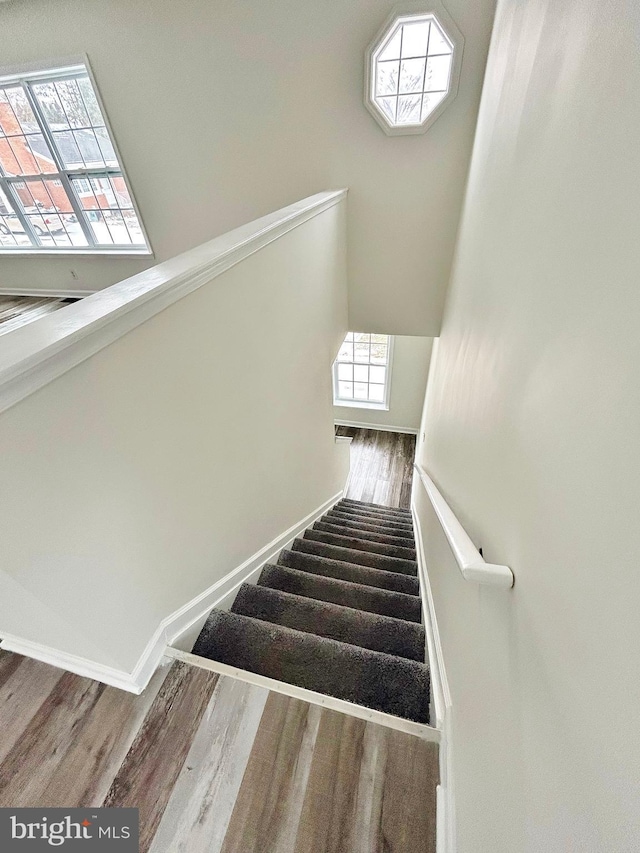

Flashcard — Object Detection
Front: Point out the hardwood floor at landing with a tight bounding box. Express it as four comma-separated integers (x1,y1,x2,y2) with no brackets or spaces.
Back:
0,651,437,852
336,426,416,509
0,296,75,335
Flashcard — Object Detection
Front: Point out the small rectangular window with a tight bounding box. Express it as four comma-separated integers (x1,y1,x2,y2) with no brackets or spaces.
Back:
333,332,393,409
0,63,150,254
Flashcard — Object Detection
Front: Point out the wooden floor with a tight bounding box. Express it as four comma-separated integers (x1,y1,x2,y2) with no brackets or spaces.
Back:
0,296,74,336
0,652,438,852
336,426,416,509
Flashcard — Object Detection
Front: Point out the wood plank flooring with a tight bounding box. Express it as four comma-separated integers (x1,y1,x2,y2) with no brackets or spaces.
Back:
0,651,438,852
336,426,416,509
0,296,75,336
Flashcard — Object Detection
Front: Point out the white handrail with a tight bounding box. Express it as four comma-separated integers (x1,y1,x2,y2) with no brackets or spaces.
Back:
413,464,514,588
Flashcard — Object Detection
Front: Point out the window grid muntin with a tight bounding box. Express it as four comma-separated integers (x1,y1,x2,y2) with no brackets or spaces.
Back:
0,67,147,252
6,174,86,247
372,14,454,128
69,173,142,246
334,332,392,407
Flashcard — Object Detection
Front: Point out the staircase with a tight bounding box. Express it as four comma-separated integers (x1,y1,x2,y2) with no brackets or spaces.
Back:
192,498,430,723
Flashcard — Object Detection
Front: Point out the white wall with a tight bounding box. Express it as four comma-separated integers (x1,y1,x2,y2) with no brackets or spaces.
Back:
0,0,495,336
335,335,432,432
0,198,349,676
415,1,640,850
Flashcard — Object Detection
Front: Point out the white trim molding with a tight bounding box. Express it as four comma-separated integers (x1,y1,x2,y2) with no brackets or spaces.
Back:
0,489,345,693
412,505,455,852
335,419,418,435
166,646,441,744
0,190,347,416
414,463,514,587
0,635,150,694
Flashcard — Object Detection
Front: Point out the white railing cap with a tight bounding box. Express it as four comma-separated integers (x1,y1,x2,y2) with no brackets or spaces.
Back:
0,190,348,416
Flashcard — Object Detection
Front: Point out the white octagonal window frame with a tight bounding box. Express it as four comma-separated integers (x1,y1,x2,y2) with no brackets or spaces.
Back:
364,3,464,136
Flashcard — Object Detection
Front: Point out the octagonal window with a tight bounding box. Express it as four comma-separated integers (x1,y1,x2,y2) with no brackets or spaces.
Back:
365,10,462,135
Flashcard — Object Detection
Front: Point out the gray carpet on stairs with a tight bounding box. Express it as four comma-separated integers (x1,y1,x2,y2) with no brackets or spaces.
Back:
303,528,416,560
232,583,425,661
339,499,412,517
332,512,415,531
291,537,417,575
341,497,411,511
259,563,421,622
192,610,430,722
320,513,416,538
327,508,413,536
192,498,429,723
313,519,416,548
336,499,413,518
278,549,420,595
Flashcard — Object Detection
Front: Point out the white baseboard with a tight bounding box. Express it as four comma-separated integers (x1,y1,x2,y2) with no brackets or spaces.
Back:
0,287,94,299
334,419,418,435
0,634,148,693
412,502,456,853
0,490,344,694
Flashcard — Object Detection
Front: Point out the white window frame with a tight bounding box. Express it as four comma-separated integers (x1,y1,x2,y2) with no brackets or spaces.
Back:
364,2,464,136
0,57,151,256
333,333,394,411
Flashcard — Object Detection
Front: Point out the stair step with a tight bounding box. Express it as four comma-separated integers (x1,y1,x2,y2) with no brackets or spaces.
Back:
313,520,415,549
339,499,412,517
327,509,414,532
320,513,416,541
335,501,413,523
259,563,422,622
232,583,425,662
192,609,430,723
278,550,420,596
291,537,417,576
303,528,416,560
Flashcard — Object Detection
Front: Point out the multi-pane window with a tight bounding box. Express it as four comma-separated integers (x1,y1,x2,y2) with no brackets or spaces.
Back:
365,11,461,135
333,332,393,408
0,64,149,252
373,15,453,127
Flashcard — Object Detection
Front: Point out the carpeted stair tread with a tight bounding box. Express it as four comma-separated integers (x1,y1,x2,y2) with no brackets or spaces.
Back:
320,513,416,540
327,509,414,532
338,499,411,516
291,537,417,576
339,499,412,517
313,520,415,549
192,609,430,722
259,563,422,622
335,501,414,523
332,508,415,529
231,583,425,661
303,528,416,560
341,497,411,511
325,509,414,534
278,549,420,596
